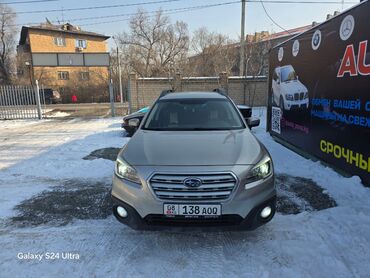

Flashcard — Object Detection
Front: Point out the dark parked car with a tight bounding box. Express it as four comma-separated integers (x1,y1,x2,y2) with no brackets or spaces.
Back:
40,89,62,104
122,107,149,136
122,91,260,137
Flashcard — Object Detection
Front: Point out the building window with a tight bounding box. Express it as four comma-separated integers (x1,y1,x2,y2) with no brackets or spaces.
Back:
58,71,69,80
80,72,89,80
75,39,87,49
54,37,66,46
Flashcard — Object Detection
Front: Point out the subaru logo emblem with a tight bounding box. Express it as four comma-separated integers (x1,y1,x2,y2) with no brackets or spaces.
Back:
183,177,202,188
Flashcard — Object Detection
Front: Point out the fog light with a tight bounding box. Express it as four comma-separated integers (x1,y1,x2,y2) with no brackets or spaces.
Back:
260,206,272,219
117,206,128,218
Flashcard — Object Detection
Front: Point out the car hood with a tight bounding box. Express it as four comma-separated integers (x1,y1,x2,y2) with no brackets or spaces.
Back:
121,129,264,166
281,80,307,93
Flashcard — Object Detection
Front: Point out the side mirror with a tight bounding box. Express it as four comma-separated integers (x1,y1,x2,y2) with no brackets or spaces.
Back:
247,117,260,129
128,118,140,129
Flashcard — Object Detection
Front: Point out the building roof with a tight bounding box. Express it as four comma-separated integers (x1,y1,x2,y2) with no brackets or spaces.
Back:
261,25,313,42
19,23,110,45
191,24,313,55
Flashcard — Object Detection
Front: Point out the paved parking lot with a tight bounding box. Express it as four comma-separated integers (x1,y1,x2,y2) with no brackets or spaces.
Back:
1,110,370,277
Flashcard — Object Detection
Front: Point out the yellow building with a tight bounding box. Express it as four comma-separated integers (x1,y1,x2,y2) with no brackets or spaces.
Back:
17,23,110,102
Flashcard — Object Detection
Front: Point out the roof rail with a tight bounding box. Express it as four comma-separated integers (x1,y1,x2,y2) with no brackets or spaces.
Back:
159,89,174,98
212,88,227,96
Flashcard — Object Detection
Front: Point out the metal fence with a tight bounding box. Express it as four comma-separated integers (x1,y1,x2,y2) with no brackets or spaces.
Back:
0,82,43,120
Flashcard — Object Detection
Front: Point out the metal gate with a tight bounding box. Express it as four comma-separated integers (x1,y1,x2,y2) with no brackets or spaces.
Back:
0,82,43,120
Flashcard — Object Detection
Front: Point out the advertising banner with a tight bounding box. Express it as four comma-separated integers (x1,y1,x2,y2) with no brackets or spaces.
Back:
267,1,370,185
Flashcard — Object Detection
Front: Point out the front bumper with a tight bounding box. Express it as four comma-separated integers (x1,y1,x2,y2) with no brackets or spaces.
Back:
111,165,276,230
112,194,276,230
284,98,309,110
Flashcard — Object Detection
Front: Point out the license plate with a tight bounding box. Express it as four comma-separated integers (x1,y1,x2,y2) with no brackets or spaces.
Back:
164,204,221,217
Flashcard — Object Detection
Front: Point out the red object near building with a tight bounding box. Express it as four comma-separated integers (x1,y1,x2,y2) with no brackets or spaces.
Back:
71,94,77,103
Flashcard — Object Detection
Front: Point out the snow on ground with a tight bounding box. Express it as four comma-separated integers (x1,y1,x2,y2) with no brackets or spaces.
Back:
45,111,71,118
0,118,127,218
0,109,370,278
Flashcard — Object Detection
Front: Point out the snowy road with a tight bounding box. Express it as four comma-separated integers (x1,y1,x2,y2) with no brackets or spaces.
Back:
1,109,370,277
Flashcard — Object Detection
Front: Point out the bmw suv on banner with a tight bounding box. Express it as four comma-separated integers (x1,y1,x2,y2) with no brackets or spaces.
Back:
272,65,309,111
111,91,276,230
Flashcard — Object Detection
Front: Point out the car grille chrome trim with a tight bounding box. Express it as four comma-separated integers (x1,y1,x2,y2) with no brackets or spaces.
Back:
149,173,237,201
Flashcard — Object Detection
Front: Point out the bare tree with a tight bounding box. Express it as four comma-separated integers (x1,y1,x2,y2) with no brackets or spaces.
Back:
190,27,237,76
117,9,189,77
245,35,270,77
153,20,189,76
0,4,16,84
243,35,271,105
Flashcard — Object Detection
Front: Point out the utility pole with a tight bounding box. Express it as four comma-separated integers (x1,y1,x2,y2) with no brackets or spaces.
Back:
34,80,42,120
109,78,115,117
239,0,246,76
116,46,123,105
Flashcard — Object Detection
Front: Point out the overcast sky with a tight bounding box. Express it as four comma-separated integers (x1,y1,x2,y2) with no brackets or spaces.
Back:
9,0,357,47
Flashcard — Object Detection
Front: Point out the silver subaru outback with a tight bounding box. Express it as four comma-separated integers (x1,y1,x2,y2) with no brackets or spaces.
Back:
111,91,276,230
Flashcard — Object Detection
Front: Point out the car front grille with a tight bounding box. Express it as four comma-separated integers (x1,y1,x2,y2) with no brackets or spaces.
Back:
294,92,304,100
149,173,237,201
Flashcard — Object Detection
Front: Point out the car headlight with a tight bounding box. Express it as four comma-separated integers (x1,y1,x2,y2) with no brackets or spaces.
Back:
286,94,294,101
115,158,141,184
247,157,273,182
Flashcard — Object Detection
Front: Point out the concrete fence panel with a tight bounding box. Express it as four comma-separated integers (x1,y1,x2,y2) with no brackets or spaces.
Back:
129,72,268,111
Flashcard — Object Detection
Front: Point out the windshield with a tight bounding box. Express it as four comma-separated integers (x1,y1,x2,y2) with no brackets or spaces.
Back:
143,98,245,131
280,66,298,82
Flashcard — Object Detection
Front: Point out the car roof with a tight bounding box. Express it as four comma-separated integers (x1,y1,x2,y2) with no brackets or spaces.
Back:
160,91,227,100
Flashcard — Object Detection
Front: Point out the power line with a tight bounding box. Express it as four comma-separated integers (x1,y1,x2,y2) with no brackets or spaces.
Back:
79,5,230,27
14,0,358,27
13,1,240,26
54,2,241,24
259,0,291,34
4,0,183,15
11,1,239,27
81,0,349,28
1,0,57,4
3,0,358,14
258,0,357,33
